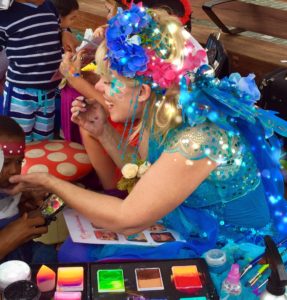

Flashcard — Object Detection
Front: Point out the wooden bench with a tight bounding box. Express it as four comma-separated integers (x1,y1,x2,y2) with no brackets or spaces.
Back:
73,10,106,32
191,0,287,81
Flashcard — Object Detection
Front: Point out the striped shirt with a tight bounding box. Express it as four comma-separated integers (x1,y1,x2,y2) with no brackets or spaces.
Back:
0,1,62,90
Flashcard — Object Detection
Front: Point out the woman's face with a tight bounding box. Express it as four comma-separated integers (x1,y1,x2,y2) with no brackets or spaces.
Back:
95,74,145,123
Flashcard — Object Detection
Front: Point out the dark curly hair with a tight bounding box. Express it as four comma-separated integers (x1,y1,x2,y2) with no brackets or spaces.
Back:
0,116,25,140
51,0,79,17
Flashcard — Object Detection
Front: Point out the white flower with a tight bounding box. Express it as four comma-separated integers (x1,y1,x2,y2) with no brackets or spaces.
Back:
137,161,151,178
121,163,139,179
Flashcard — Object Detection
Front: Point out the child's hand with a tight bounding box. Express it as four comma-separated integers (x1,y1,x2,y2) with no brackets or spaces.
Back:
71,97,108,137
93,26,106,38
60,51,83,78
6,213,48,244
19,190,48,213
27,208,42,219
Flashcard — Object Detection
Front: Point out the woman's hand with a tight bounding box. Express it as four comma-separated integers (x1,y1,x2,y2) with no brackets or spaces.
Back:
71,96,108,138
2,173,54,196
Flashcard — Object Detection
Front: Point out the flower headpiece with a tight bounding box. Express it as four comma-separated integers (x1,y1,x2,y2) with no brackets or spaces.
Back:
106,4,206,89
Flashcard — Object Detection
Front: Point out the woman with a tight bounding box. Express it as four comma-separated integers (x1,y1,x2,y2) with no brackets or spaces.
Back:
5,5,287,262
61,0,194,191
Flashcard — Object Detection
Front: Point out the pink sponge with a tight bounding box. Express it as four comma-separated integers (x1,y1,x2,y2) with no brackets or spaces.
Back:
36,265,56,292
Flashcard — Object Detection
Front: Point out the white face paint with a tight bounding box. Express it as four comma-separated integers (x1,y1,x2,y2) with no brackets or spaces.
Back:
0,149,3,172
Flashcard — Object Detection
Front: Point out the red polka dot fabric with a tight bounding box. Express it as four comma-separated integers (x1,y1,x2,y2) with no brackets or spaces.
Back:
22,140,93,181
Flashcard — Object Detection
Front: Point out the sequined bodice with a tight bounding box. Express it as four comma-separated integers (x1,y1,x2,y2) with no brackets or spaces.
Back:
149,122,261,208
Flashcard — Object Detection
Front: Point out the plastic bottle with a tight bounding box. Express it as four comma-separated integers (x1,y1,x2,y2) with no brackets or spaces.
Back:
220,264,242,300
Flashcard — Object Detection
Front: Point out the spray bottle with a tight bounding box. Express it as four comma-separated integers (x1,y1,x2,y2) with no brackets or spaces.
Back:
260,235,287,300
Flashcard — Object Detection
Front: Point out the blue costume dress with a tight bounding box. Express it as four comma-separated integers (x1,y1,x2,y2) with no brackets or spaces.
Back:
58,121,285,263
59,68,287,263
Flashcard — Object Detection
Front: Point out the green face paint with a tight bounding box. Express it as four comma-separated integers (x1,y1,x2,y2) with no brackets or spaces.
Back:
97,269,125,293
110,78,125,96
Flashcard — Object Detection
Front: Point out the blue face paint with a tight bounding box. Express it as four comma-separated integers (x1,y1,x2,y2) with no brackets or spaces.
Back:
110,78,125,96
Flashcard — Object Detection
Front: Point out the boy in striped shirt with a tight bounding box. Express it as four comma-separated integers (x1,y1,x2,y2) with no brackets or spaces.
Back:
0,0,75,142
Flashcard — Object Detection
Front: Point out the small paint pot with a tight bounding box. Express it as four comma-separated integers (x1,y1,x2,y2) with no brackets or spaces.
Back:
3,280,40,300
0,260,31,290
204,249,228,274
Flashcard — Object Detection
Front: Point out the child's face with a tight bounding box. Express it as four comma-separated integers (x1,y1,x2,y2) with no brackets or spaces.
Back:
61,10,79,28
0,139,24,190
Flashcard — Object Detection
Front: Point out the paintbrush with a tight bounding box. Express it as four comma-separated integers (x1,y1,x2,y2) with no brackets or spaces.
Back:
240,236,287,278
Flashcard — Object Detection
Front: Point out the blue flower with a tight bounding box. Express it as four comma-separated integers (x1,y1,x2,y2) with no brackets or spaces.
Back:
229,73,261,103
106,4,151,78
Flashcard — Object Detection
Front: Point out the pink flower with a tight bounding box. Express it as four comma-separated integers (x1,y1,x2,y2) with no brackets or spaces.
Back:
137,46,207,89
137,50,180,88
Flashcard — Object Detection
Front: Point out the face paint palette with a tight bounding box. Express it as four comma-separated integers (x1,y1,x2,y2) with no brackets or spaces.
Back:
90,258,218,299
30,264,89,300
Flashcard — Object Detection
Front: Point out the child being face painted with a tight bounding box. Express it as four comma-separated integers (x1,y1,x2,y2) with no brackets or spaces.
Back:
0,120,25,191
0,116,57,264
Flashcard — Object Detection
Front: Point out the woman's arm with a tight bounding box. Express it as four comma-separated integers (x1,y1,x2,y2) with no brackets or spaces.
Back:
9,152,217,235
71,99,144,169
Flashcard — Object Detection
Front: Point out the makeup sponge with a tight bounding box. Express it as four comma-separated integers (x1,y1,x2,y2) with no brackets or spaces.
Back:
36,265,56,292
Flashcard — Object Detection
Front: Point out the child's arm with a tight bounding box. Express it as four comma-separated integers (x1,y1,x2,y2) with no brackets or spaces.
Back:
0,214,48,260
60,52,106,106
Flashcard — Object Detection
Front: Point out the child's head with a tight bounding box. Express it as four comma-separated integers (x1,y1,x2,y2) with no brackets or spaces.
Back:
0,117,25,190
51,0,79,28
